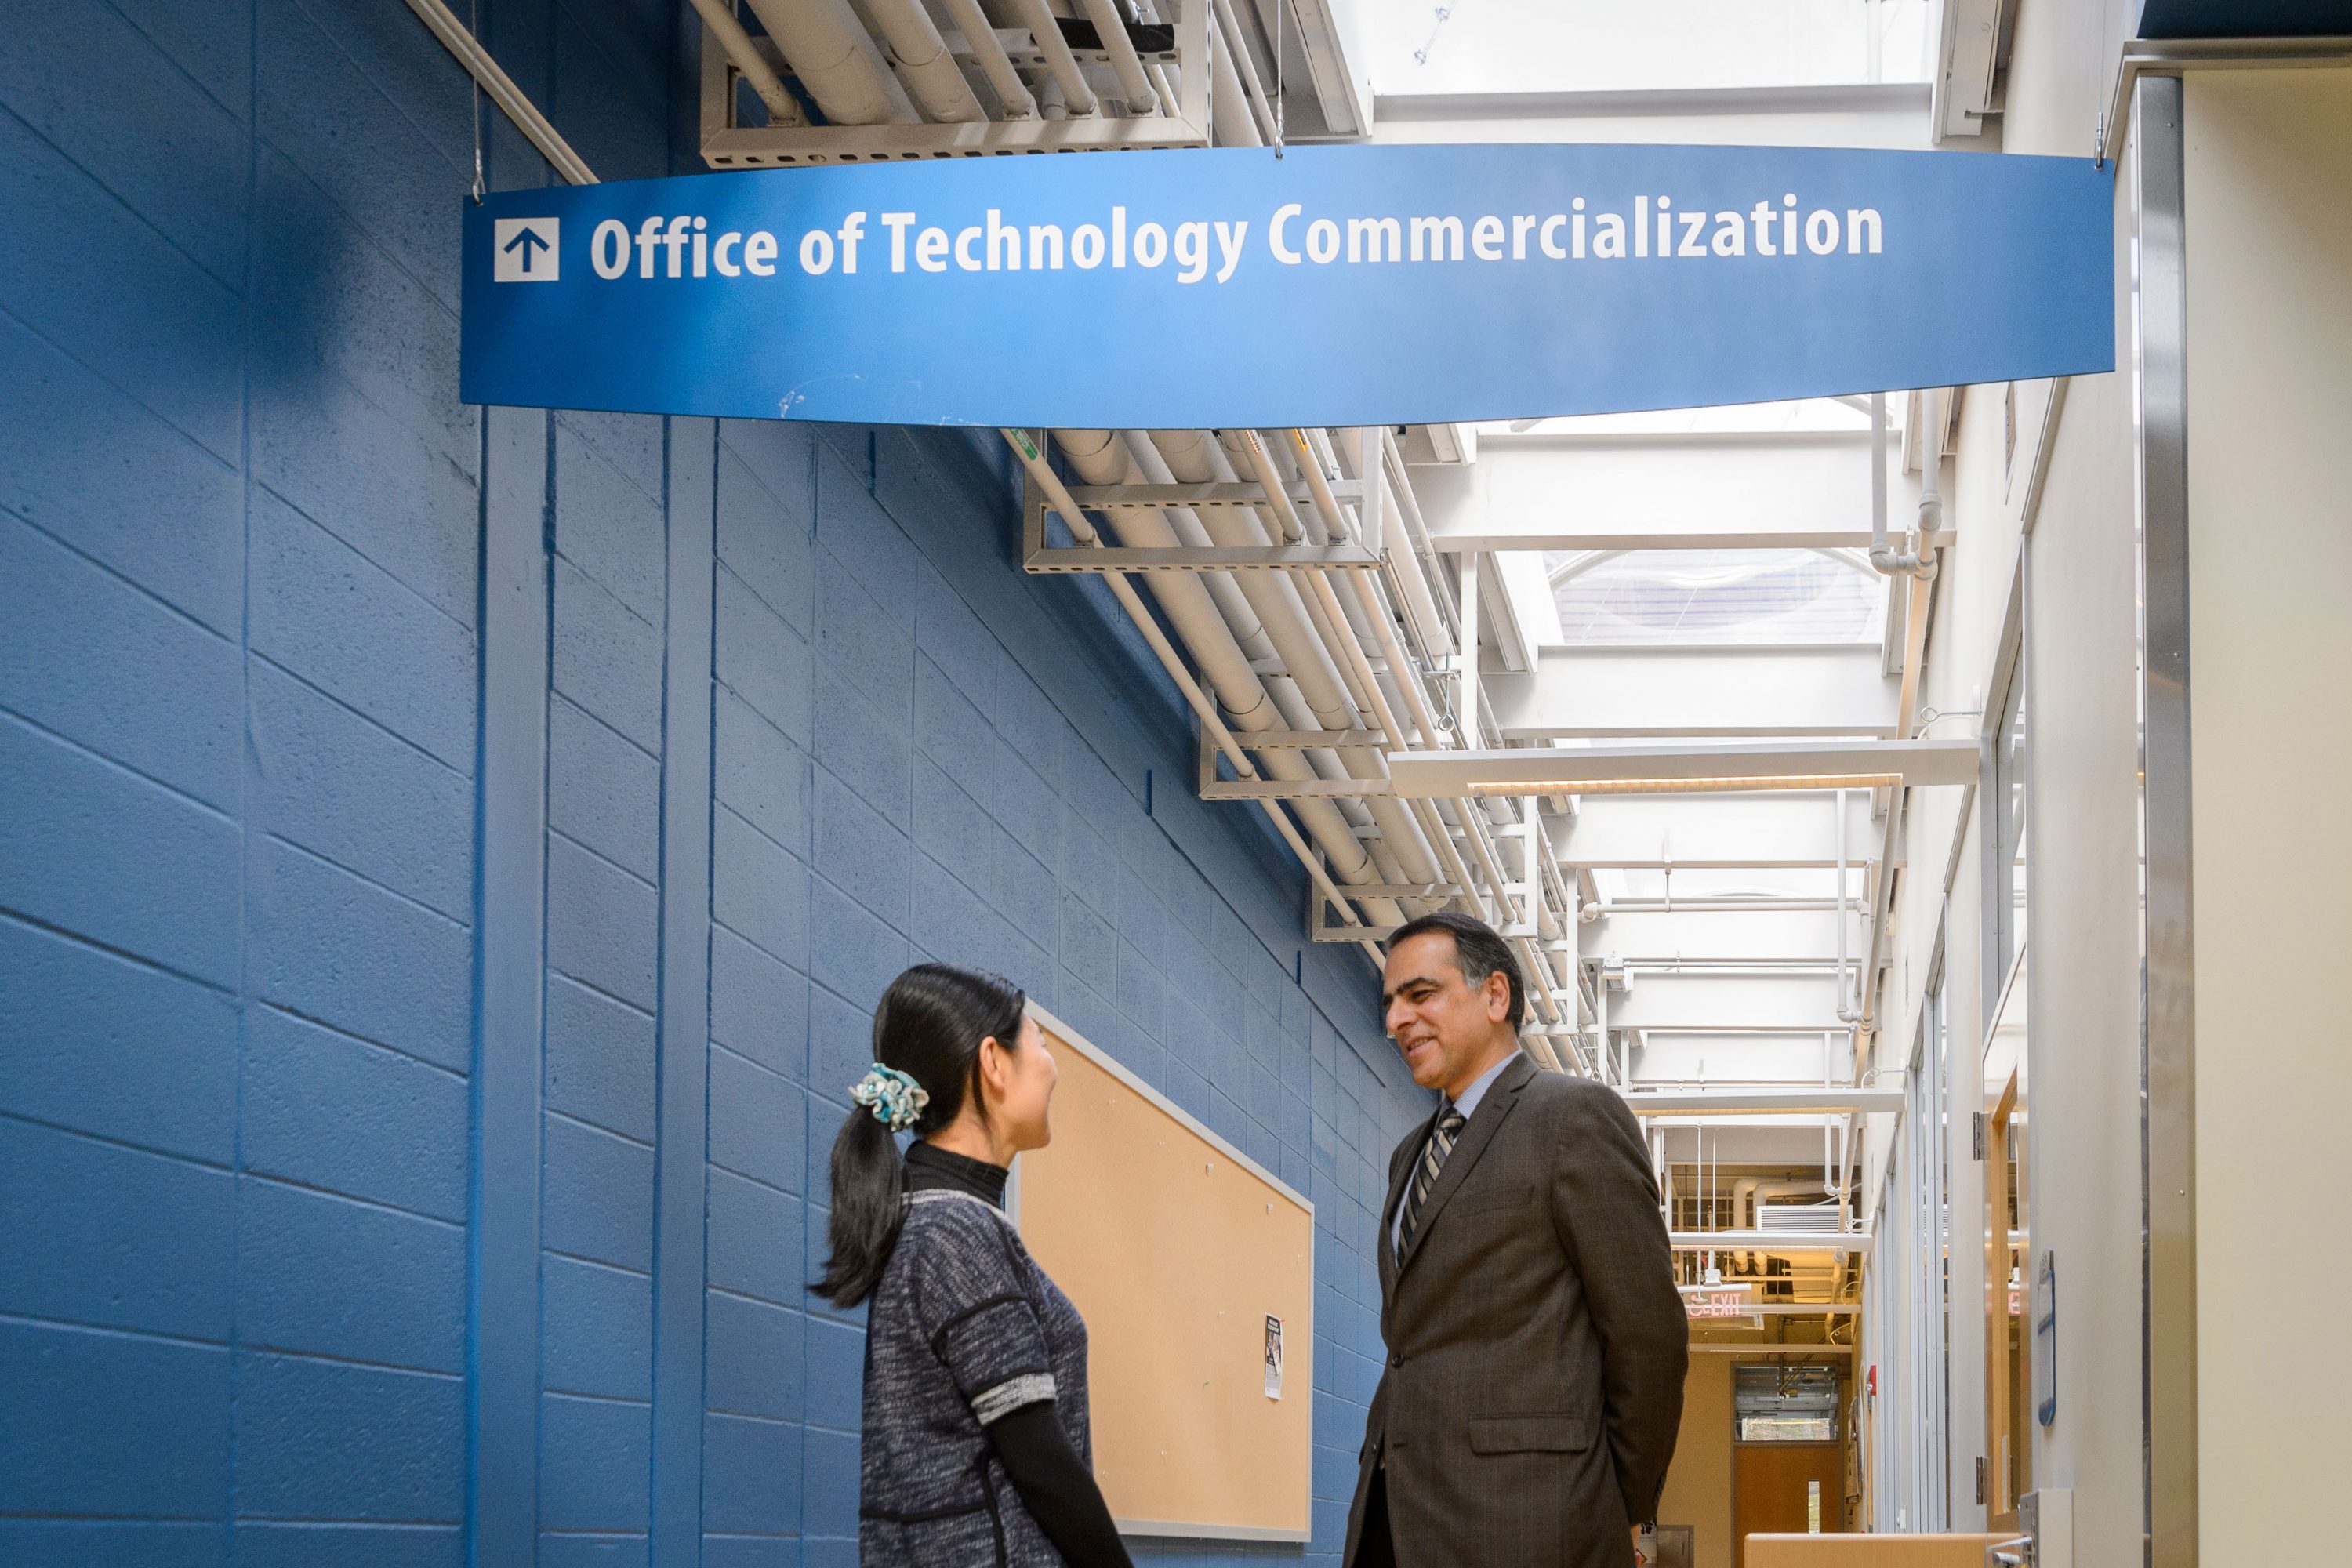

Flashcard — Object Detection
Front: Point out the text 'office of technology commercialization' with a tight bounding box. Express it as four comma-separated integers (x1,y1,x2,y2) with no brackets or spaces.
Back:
463,143,2114,429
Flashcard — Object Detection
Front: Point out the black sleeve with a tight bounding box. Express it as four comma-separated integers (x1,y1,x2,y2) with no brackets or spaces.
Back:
986,1403,1134,1568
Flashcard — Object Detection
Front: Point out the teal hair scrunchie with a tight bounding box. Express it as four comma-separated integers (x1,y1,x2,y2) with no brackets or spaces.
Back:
850,1063,930,1132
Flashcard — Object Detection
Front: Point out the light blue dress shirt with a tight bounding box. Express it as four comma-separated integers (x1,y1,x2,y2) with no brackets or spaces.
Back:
1390,1049,1522,1256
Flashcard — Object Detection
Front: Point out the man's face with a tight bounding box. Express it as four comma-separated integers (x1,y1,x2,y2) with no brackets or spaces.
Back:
1382,931,1513,1097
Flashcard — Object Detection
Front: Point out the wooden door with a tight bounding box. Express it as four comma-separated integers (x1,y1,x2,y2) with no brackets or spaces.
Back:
1733,1443,1844,1566
1982,1069,2031,1530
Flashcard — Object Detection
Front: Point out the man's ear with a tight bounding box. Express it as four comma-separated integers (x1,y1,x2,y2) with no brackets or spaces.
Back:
1484,970,1512,1023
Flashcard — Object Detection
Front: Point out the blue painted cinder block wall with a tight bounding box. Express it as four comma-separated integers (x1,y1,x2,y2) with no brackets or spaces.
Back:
0,2,1430,1563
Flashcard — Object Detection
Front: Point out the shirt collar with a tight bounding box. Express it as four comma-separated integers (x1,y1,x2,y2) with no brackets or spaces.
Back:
1448,1049,1522,1122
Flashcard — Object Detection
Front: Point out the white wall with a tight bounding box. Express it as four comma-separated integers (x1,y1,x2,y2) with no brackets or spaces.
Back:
2017,149,2144,1568
2182,67,2352,1554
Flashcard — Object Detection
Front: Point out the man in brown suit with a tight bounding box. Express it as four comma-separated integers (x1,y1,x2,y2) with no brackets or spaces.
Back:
1345,911,1686,1568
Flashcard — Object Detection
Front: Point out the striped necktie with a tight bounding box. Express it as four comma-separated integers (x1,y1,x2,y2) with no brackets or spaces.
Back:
1396,1106,1468,1264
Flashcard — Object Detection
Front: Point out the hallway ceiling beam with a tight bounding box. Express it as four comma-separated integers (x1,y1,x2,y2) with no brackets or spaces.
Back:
1487,644,1900,739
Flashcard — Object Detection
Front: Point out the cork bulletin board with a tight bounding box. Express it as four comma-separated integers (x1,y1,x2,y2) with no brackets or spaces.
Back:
1011,1004,1315,1542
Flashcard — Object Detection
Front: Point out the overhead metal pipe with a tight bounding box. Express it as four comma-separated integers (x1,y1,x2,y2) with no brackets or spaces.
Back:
1868,390,1937,579
1006,0,1099,115
1052,430,1403,926
865,0,988,121
935,0,1037,117
1077,0,1158,112
1004,432,1384,966
687,0,808,125
741,0,913,124
1142,433,1443,895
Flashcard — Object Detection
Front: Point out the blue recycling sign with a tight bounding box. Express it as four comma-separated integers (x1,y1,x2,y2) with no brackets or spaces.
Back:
459,143,2114,427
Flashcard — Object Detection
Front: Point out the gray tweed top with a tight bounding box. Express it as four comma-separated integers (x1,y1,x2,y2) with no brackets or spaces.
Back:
859,1189,1094,1566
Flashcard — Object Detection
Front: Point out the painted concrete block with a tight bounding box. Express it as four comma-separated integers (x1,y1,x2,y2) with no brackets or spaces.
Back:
715,688,811,855
248,347,477,632
0,717,238,987
249,488,475,771
538,1389,651,1533
554,419,665,626
707,1167,804,1308
246,837,470,1072
236,1176,465,1374
236,1521,461,1568
808,879,908,1015
0,919,236,1163
542,1115,655,1274
249,659,473,920
717,455,815,637
710,927,809,1083
710,1046,805,1197
547,973,659,1146
0,1118,232,1341
541,1252,652,1403
546,831,658,1013
705,1290,806,1422
254,0,463,307
0,316,241,634
548,694,660,884
718,565,815,746
0,1321,229,1518
811,771,911,931
802,1314,864,1434
0,110,241,463
702,1412,804,1535
0,1518,228,1568
244,1005,466,1221
234,1351,463,1522
0,513,239,811
552,556,662,755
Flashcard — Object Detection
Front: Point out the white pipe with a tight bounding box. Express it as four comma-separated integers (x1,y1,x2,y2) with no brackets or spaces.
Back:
1006,0,1099,115
866,0,987,121
1867,390,1937,579
1222,430,1306,543
1078,0,1157,112
1835,788,1861,1024
935,0,1036,117
1206,18,1261,146
687,0,808,125
1145,434,1443,893
1210,0,1279,144
1052,431,1402,925
1006,433,1385,964
741,0,912,125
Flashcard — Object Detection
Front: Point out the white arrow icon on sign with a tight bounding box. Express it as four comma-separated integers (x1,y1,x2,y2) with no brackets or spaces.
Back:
494,217,560,282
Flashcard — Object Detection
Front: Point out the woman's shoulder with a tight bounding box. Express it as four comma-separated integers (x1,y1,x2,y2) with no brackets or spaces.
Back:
896,1191,1025,1267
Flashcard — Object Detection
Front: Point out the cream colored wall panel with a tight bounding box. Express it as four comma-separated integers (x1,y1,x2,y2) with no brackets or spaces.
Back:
2182,66,2352,1556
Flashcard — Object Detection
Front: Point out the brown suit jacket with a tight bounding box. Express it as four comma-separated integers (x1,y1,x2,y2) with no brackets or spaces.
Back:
1344,1053,1687,1568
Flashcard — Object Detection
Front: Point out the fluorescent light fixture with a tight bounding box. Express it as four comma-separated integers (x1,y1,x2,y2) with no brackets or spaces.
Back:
1465,772,1900,797
1384,739,1976,799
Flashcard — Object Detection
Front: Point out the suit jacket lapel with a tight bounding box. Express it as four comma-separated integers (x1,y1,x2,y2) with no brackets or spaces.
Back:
1377,1110,1435,1302
1396,1053,1537,1279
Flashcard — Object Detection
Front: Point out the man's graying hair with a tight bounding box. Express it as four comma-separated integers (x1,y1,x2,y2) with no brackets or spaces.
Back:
1390,910,1526,1029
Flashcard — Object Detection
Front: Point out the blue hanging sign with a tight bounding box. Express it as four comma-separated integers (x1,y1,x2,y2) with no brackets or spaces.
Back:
461,143,2113,427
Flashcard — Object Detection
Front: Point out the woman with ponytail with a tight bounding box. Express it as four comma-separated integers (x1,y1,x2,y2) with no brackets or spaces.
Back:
818,963,1132,1568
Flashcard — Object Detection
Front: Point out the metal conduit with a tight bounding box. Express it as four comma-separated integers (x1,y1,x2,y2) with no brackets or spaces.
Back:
742,0,913,124
935,0,1036,118
1049,430,1405,928
686,0,808,125
865,0,987,122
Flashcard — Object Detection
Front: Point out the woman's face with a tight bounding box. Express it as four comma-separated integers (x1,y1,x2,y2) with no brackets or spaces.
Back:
982,1013,1058,1154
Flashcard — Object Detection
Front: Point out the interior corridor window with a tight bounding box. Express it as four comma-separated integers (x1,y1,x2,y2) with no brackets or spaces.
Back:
1992,655,2029,982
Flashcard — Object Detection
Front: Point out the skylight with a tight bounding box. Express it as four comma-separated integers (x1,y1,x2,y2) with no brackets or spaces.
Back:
1548,548,1886,646
1372,0,1936,97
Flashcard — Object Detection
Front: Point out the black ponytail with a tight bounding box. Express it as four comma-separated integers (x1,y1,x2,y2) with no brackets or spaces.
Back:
814,962,1027,1307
